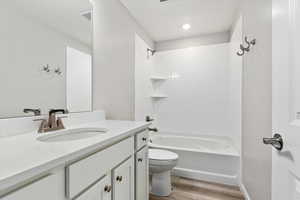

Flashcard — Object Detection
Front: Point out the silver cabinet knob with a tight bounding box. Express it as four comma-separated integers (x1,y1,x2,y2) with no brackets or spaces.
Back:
138,158,143,162
142,137,147,142
263,133,283,151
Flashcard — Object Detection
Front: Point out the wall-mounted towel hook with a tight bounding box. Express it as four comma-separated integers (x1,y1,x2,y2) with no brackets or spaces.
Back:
237,44,249,56
237,36,256,57
54,68,62,75
42,64,51,73
240,44,250,52
245,36,256,46
244,37,251,50
237,49,244,56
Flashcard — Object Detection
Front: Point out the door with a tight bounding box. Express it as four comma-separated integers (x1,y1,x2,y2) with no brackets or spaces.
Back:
272,0,300,199
76,174,112,200
113,157,135,200
66,46,92,113
136,147,149,200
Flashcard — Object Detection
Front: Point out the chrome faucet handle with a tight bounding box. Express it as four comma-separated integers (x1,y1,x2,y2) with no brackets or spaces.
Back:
24,108,41,116
49,109,67,115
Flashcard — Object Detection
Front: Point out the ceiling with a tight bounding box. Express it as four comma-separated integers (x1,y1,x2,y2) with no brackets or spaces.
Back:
8,0,92,47
119,0,241,42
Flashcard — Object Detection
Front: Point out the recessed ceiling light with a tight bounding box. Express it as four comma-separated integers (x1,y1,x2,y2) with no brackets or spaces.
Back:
182,24,191,31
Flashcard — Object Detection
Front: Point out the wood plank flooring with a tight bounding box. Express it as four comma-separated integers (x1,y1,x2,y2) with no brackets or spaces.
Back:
149,177,245,200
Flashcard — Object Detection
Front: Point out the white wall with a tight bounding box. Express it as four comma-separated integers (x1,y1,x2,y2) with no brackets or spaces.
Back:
241,0,272,198
134,34,155,121
151,44,235,139
135,36,242,147
0,2,90,118
229,16,243,151
155,32,230,52
92,0,154,120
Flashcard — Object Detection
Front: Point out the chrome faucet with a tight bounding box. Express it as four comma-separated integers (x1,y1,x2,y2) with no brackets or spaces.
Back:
37,109,67,133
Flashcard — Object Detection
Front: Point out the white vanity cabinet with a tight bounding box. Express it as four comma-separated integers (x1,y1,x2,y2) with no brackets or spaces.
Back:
1,174,63,200
76,156,135,200
135,147,149,200
0,129,149,200
76,174,112,200
135,130,149,200
113,157,135,200
135,130,149,150
66,137,134,199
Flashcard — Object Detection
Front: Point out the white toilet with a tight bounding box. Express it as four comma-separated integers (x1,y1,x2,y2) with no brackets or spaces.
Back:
149,149,178,196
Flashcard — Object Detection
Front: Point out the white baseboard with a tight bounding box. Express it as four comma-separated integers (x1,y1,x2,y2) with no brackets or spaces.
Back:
172,167,238,186
239,183,251,200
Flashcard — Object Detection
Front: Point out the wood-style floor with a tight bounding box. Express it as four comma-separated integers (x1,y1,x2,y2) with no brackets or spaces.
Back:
149,177,245,200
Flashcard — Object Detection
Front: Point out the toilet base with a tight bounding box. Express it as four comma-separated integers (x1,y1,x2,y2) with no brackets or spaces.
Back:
150,170,172,196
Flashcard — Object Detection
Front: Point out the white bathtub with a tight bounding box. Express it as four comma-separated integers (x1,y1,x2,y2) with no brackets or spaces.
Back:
149,134,240,186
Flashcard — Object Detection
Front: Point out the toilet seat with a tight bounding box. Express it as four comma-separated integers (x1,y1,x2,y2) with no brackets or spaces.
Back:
149,149,178,161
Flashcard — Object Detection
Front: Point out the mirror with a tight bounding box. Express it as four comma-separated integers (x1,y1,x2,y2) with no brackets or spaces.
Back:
0,0,93,118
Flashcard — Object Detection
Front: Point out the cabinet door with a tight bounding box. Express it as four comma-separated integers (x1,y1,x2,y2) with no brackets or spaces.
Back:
113,157,134,200
76,174,112,200
136,147,149,200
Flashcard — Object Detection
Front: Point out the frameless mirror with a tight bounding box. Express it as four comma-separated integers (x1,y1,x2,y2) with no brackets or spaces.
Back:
0,0,93,118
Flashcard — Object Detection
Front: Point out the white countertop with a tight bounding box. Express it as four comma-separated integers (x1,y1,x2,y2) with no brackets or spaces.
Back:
0,120,149,191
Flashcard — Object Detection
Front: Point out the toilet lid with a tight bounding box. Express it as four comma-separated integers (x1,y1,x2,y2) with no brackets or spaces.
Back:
149,149,178,161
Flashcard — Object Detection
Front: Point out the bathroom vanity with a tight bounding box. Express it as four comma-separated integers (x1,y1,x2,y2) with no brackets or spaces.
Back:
0,1,152,199
0,112,150,200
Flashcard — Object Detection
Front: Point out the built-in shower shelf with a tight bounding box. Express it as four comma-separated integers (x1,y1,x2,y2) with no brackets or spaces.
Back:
150,94,168,99
150,76,168,81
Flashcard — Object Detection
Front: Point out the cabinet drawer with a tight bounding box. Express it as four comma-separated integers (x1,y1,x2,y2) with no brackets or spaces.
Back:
1,174,61,200
67,137,134,199
135,130,149,151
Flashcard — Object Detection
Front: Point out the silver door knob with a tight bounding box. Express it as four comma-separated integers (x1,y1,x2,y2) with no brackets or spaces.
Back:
263,133,283,151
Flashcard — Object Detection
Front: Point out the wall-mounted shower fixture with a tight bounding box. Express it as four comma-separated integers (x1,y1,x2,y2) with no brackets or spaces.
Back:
147,48,156,56
237,36,256,56
146,115,155,122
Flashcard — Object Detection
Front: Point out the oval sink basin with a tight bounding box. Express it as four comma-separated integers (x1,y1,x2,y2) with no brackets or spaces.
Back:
37,128,108,142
